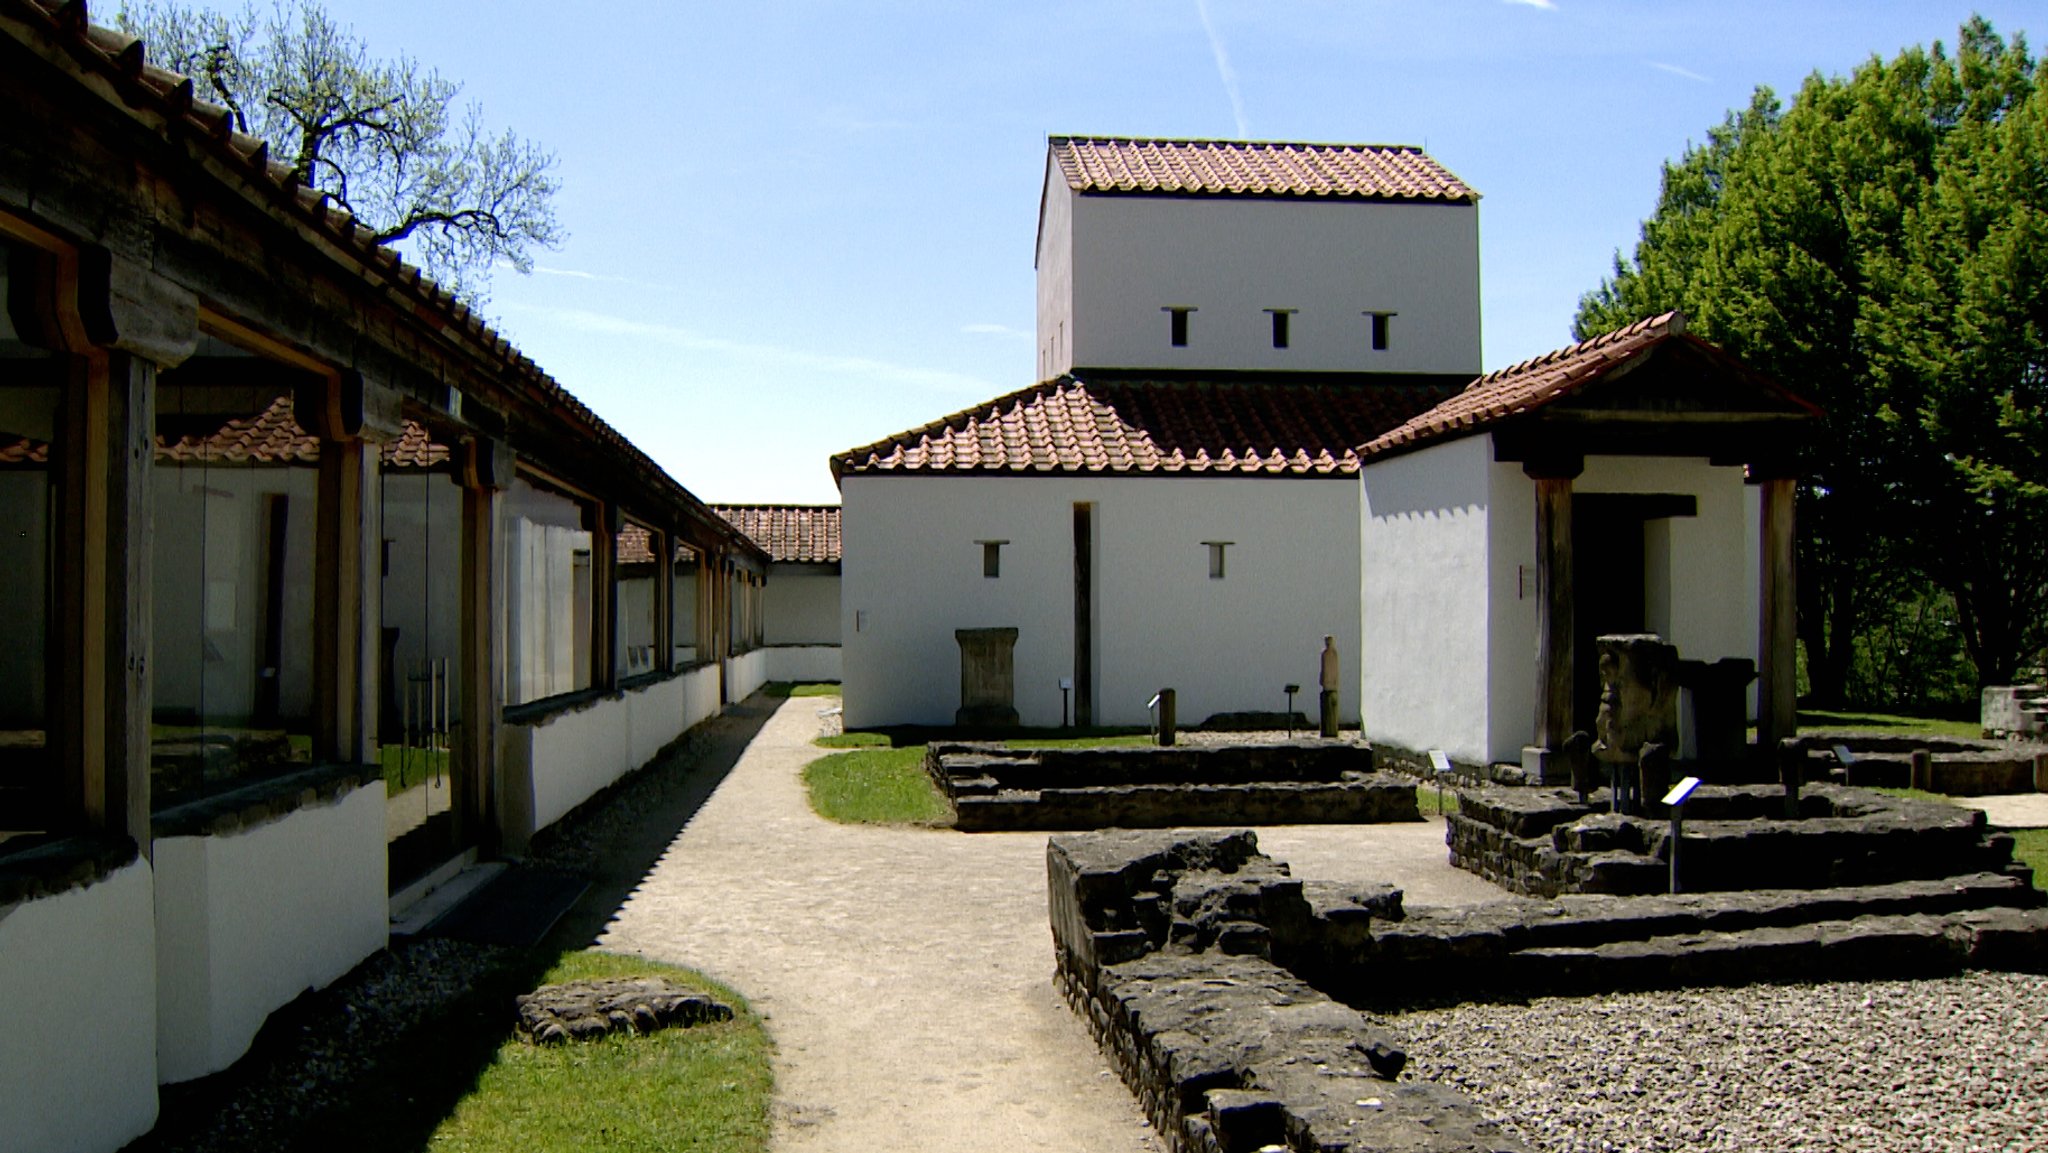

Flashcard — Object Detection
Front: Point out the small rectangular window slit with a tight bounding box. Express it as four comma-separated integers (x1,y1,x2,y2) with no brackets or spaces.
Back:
1203,541,1232,580
1164,306,1194,347
1266,309,1295,350
979,539,1008,578
1366,311,1395,351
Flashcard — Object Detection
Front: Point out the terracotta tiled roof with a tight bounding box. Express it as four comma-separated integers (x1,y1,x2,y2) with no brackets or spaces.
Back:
1050,137,1477,203
7,1,765,565
833,375,1461,481
153,397,451,466
713,505,843,564
1357,312,1820,460
616,522,656,566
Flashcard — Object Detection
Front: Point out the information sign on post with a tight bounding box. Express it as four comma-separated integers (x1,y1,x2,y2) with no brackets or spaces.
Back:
1663,775,1703,893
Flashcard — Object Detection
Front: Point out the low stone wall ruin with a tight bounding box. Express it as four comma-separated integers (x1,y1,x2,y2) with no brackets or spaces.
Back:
1448,783,2027,898
1049,827,2048,1153
929,741,1418,831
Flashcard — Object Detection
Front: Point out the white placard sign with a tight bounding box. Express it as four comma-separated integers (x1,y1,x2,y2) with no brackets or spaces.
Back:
1662,776,1703,807
1428,749,1453,774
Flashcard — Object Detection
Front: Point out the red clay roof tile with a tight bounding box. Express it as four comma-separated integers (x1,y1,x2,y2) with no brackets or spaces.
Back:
1051,137,1476,203
833,375,1461,480
713,505,843,564
1357,312,1820,460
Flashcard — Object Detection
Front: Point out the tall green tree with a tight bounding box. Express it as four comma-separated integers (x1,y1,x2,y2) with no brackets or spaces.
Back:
1578,18,2045,701
117,0,561,303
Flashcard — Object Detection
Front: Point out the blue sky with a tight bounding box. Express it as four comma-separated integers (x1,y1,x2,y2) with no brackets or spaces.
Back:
247,1,2045,504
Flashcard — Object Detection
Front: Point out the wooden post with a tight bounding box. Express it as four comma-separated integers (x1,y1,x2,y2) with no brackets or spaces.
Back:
101,352,155,847
459,437,508,853
314,438,365,763
1527,458,1583,761
1756,474,1798,752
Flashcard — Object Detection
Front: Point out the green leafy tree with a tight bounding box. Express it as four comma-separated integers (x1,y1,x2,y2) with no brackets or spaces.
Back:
1578,18,2045,701
117,0,561,303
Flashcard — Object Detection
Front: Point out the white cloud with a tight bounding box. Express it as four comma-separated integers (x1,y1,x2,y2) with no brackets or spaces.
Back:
1503,0,1557,9
1193,0,1250,139
961,322,1029,338
505,304,1000,397
1650,61,1712,83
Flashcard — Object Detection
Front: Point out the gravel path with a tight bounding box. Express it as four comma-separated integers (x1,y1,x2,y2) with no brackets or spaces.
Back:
591,696,1501,1151
1393,972,2048,1153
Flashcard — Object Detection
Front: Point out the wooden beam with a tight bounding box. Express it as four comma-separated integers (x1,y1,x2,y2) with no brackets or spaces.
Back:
313,438,365,762
1531,473,1577,752
457,479,500,852
102,351,153,846
1757,475,1798,750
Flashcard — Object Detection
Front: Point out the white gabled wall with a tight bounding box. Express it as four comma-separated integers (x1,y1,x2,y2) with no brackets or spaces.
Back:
0,860,159,1153
764,567,840,646
1064,196,1480,376
1035,162,1077,379
1367,441,1765,766
1360,436,1496,763
841,474,1361,730
153,782,388,1084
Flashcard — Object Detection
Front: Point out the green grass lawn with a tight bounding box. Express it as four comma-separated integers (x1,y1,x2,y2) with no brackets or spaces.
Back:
424,951,772,1153
1799,708,1982,741
803,746,951,825
2012,829,2048,891
762,681,842,698
381,743,451,796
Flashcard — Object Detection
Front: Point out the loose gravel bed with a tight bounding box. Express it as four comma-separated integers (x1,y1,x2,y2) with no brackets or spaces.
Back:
1393,972,2048,1153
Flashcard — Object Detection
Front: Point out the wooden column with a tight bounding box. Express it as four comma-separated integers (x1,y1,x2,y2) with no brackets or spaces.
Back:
313,439,366,763
1756,473,1799,751
459,437,510,852
1527,457,1583,757
100,352,155,846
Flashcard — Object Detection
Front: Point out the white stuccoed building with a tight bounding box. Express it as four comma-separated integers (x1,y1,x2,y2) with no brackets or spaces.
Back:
837,135,1819,768
837,136,1481,731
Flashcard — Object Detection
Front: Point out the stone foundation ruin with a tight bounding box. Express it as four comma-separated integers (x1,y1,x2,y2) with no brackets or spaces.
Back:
1049,827,2048,1153
926,740,1418,831
1449,782,2028,897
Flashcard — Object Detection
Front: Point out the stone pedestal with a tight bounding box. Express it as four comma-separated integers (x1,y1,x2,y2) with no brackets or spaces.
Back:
955,627,1020,728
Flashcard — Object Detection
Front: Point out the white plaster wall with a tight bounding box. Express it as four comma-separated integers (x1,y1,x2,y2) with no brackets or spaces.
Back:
764,568,840,646
1360,436,1496,763
1465,449,1759,764
725,647,770,704
500,663,723,843
764,645,842,683
841,474,1361,730
1066,196,1480,375
153,782,386,1084
1035,163,1075,378
0,859,159,1153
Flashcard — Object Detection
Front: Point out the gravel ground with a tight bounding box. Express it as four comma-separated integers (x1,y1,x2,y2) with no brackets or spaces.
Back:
1393,972,2048,1153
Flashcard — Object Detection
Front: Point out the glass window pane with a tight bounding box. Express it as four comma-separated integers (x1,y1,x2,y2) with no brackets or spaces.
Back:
377,427,461,882
615,521,658,680
0,244,58,847
152,373,319,808
672,542,699,666
505,472,594,705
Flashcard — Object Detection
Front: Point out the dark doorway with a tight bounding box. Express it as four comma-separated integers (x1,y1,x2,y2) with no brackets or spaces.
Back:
1571,493,1696,732
1073,503,1093,726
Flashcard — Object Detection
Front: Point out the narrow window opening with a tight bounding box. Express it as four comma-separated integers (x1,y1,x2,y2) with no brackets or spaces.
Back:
1204,541,1232,580
1164,306,1193,347
979,539,1007,578
1367,311,1395,351
1267,309,1294,349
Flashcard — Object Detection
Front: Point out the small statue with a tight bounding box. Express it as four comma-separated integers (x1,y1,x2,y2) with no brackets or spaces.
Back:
1592,635,1679,815
1319,636,1340,739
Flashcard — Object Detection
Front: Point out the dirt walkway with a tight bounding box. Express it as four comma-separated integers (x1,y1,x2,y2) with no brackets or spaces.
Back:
596,696,1500,1151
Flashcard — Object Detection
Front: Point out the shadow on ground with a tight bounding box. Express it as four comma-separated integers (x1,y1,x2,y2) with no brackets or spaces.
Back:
130,697,782,1153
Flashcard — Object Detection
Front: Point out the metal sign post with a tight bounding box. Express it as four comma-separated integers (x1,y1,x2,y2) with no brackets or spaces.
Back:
1429,749,1453,816
1059,677,1073,728
1662,775,1702,893
1284,684,1300,738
